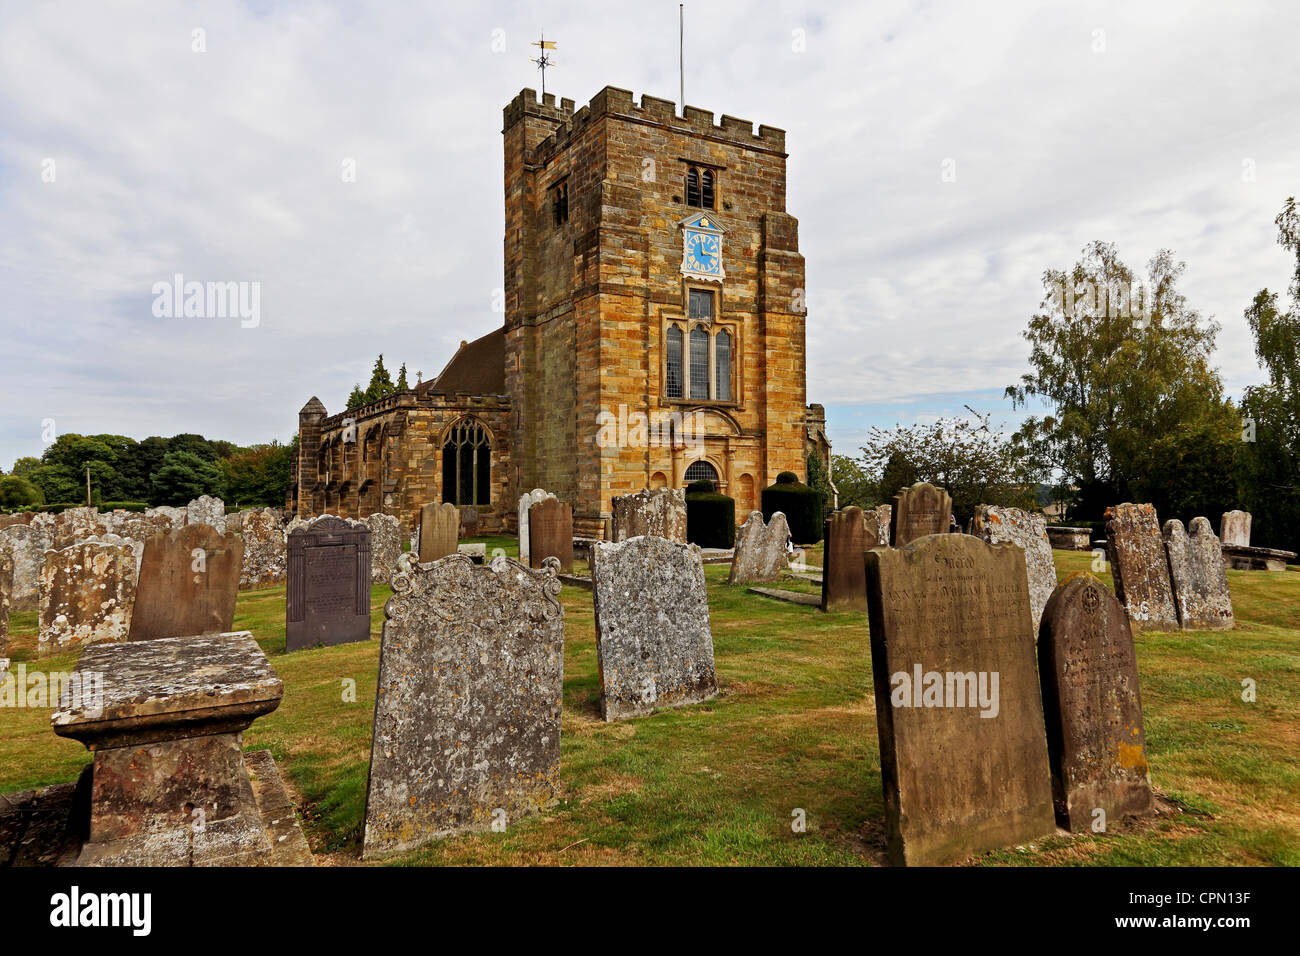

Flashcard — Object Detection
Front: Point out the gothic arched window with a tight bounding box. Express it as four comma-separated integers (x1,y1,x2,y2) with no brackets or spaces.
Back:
442,418,491,506
666,325,684,398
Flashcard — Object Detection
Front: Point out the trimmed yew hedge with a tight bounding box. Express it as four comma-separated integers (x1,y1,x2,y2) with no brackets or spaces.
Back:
761,471,824,543
686,479,737,549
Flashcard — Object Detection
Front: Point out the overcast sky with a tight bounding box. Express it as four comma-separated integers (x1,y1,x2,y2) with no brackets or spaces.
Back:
2,0,1297,471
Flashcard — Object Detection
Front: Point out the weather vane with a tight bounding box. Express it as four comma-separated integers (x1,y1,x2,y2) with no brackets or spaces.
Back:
531,32,556,96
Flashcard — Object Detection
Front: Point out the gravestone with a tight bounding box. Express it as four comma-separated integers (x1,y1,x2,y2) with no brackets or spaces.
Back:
611,488,688,543
38,541,137,657
224,511,245,534
873,505,892,546
1163,518,1234,630
822,507,868,612
971,505,1057,634
1219,510,1251,547
128,524,244,641
418,502,460,563
1104,503,1179,630
0,523,54,611
362,553,564,858
145,505,187,530
890,482,951,547
364,512,403,584
591,535,717,720
0,550,11,658
51,632,290,865
864,534,1055,866
728,510,791,585
459,506,480,539
0,513,34,530
1046,526,1092,551
286,517,371,651
53,506,107,549
1038,573,1154,830
862,511,882,549
186,495,226,533
239,509,286,590
517,488,555,562
114,512,175,574
529,498,574,572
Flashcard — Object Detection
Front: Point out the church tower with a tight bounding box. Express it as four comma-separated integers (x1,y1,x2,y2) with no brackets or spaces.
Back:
503,85,810,537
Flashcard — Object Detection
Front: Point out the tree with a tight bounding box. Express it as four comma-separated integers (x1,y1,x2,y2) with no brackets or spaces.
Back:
0,475,44,508
831,454,873,510
10,457,40,478
28,434,121,504
806,452,834,512
346,384,366,410
219,442,294,507
397,363,410,391
151,451,224,505
1236,197,1300,551
1006,241,1230,520
363,354,396,404
858,416,1036,524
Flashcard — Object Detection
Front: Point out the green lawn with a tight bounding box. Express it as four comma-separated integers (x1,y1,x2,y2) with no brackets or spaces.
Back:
2,538,1297,866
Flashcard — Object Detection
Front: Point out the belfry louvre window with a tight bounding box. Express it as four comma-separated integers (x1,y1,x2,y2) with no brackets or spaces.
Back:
552,180,569,227
715,329,732,401
666,326,684,398
684,165,715,209
442,419,491,506
688,289,714,319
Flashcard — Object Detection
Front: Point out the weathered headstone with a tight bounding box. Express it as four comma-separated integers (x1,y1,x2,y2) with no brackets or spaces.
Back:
53,506,107,549
1163,518,1234,630
971,505,1057,634
186,495,226,534
362,553,564,858
864,534,1055,866
224,511,246,534
873,504,892,546
728,510,791,585
611,488,688,543
1038,573,1154,831
0,550,11,659
0,523,54,611
145,505,187,530
1104,503,1179,630
591,535,717,720
1219,510,1251,548
517,488,555,562
529,498,574,572
418,502,460,563
890,482,951,547
239,509,286,590
286,517,371,651
822,507,868,612
51,632,289,865
458,505,480,539
127,524,243,641
364,512,403,584
38,541,137,657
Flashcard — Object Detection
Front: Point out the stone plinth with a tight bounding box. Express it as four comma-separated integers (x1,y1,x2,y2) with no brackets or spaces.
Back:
1045,526,1092,551
51,632,284,866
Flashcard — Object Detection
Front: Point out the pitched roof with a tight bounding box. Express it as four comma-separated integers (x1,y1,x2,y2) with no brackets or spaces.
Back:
421,327,506,395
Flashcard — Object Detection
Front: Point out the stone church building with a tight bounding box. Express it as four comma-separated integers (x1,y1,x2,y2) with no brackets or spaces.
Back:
290,85,829,538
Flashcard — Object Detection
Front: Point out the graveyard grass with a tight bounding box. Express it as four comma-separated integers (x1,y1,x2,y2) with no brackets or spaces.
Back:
2,538,1297,867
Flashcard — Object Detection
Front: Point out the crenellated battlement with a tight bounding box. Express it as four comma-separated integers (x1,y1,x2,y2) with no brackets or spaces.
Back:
504,85,786,165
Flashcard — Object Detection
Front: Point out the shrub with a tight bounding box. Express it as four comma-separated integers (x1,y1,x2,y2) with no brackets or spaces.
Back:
762,473,825,543
686,482,736,549
100,501,150,512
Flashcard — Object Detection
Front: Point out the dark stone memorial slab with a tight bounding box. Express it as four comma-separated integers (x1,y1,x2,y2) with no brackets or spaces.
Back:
286,517,371,651
821,506,867,612
1038,573,1154,831
362,553,564,858
127,524,243,642
890,481,951,547
529,498,574,572
865,534,1056,866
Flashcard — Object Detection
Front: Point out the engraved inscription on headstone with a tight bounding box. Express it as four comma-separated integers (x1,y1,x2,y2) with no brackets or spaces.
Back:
286,517,371,651
890,482,951,547
128,524,244,642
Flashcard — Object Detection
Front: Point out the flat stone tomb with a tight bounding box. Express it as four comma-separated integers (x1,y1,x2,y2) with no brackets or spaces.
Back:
890,482,951,547
1163,517,1234,630
286,517,371,652
51,632,286,866
418,501,460,563
128,524,244,641
728,510,790,585
821,507,867,612
362,554,564,859
1038,574,1154,831
1105,503,1179,630
528,498,574,572
591,535,717,721
864,533,1056,866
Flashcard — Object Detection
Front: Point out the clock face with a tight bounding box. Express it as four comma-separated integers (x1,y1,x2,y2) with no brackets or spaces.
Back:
684,229,722,276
